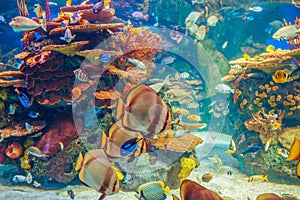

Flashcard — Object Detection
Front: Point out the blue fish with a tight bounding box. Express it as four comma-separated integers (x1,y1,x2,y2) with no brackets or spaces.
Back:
240,146,263,156
247,16,254,21
15,88,31,108
28,111,40,118
99,53,111,63
120,137,141,156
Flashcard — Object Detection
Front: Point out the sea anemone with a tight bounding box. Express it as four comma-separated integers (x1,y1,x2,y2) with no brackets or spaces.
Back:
5,142,23,159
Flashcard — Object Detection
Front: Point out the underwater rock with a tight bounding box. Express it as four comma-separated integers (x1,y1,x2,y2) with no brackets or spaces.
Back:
36,113,78,156
31,138,86,184
115,151,199,191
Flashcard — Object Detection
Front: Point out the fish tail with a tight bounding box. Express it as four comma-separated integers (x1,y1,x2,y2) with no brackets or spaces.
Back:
115,98,125,120
164,186,170,195
75,152,84,171
264,175,269,182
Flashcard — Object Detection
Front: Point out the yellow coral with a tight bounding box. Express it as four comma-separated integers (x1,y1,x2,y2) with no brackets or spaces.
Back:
20,150,31,170
178,157,197,181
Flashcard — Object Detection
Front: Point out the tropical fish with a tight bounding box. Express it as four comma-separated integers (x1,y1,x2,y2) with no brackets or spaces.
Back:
9,16,44,32
60,28,76,43
215,84,234,93
248,6,263,12
149,75,171,93
126,57,147,71
225,137,236,154
178,179,222,200
67,189,75,200
28,111,39,118
49,2,58,6
33,4,43,18
248,174,268,182
240,146,263,156
154,15,159,27
99,53,111,63
256,193,284,200
75,149,119,200
12,175,27,183
266,45,275,53
74,69,91,83
0,15,6,24
70,11,82,24
200,173,213,183
286,137,300,178
116,85,171,137
277,148,289,158
25,122,34,132
66,0,72,6
132,11,149,21
59,141,64,151
136,181,170,200
15,88,31,108
101,121,146,158
207,15,218,26
222,41,228,50
265,20,284,35
272,25,298,41
272,70,290,84
26,172,32,184
8,104,16,115
93,2,103,13
191,0,204,5
243,53,251,60
263,138,272,152
187,114,201,122
27,146,48,158
160,56,175,65
32,180,41,188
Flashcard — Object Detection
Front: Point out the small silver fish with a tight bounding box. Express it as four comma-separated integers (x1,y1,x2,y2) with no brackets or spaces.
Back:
9,16,43,32
26,172,32,184
27,146,48,158
12,175,27,183
60,28,76,43
32,180,41,188
25,122,34,132
215,84,234,94
126,58,147,71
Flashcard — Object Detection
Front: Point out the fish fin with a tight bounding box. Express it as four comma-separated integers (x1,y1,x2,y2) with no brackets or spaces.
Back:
172,194,180,200
59,36,65,41
100,131,107,149
75,152,84,171
264,175,269,182
225,150,234,154
164,186,170,195
115,98,125,120
286,137,300,161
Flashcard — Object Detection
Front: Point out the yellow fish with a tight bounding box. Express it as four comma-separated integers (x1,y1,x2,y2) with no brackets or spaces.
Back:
136,181,170,200
272,70,290,84
66,0,72,6
225,137,236,154
265,45,275,53
286,137,300,178
75,150,119,200
243,53,251,60
33,4,43,18
248,174,268,182
187,114,201,122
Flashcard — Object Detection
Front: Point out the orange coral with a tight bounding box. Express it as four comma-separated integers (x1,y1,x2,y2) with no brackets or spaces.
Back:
5,142,23,159
49,23,124,35
42,41,89,56
94,89,121,100
60,4,94,12
15,52,30,59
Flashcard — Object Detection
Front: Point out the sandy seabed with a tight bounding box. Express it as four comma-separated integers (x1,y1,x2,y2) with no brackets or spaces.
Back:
0,132,299,200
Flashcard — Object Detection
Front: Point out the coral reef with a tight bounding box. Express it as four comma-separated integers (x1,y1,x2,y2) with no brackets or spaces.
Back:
5,142,23,159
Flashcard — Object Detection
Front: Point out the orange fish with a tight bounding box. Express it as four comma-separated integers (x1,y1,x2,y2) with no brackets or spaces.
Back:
101,120,147,159
177,179,222,200
75,149,119,200
116,85,171,137
286,137,300,178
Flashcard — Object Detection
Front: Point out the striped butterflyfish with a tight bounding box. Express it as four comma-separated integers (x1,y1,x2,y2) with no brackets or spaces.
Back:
101,120,147,158
75,149,119,200
116,84,171,137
